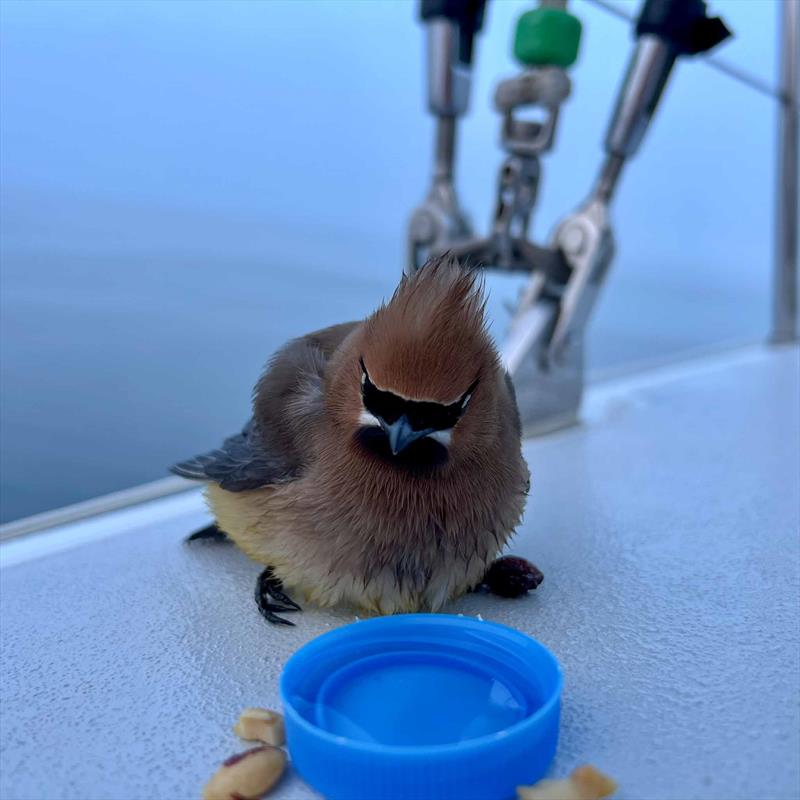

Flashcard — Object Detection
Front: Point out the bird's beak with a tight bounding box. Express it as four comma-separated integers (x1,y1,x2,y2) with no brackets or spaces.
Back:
383,415,426,455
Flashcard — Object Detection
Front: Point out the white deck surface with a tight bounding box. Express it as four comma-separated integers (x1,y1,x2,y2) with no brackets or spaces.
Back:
1,345,798,800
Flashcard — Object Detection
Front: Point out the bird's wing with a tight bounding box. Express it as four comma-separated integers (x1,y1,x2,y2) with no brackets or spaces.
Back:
170,321,360,491
170,419,295,491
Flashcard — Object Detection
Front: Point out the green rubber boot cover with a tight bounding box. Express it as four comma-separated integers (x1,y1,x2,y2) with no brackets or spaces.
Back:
514,7,583,68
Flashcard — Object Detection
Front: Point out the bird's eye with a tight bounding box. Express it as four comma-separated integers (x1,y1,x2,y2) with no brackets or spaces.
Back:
459,377,480,413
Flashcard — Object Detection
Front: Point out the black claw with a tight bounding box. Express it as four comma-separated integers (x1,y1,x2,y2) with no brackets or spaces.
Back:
267,586,302,611
255,567,302,626
258,606,296,626
264,602,298,615
186,524,230,544
479,556,544,599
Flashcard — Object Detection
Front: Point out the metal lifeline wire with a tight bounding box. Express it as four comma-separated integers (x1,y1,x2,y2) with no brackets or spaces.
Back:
582,0,784,101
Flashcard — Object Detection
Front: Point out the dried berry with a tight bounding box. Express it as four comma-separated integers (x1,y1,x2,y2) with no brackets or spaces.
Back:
480,555,544,598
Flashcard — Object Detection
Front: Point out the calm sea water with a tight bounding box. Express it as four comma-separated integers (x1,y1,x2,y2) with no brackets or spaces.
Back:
0,0,776,522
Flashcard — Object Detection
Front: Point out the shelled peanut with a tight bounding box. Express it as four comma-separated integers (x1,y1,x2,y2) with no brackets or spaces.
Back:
233,708,285,747
517,765,617,800
202,745,286,800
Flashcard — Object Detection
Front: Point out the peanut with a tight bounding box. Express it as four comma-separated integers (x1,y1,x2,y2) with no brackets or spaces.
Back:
517,765,617,800
202,745,286,800
571,766,617,799
233,708,285,747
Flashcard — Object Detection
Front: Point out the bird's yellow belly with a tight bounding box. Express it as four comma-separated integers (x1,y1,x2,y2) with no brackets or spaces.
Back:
205,483,498,615
205,482,303,572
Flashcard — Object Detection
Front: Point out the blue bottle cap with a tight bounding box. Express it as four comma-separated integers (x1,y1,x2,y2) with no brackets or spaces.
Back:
280,614,562,800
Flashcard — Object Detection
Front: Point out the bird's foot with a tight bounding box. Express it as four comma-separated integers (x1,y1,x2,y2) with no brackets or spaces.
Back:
477,555,544,598
185,523,230,544
255,567,302,626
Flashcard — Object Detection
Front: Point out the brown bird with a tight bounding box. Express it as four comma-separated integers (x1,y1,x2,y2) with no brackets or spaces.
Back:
172,257,541,624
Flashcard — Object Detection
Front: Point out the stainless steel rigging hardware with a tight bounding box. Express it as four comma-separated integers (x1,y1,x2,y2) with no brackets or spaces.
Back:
410,0,733,436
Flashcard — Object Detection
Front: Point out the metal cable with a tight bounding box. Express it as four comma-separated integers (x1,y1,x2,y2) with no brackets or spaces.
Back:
581,0,783,101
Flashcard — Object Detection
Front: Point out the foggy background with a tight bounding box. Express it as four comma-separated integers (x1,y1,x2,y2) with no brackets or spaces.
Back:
0,0,779,522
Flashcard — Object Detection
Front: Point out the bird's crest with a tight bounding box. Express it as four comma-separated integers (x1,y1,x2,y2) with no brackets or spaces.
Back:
361,256,496,403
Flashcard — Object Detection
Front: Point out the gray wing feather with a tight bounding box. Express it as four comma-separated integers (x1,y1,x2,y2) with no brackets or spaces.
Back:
170,321,359,492
170,420,297,491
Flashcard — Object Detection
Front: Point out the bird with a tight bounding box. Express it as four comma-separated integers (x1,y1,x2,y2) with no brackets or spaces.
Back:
171,256,541,625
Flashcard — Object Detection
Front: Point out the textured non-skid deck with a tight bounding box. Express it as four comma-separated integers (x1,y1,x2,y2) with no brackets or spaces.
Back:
1,345,798,800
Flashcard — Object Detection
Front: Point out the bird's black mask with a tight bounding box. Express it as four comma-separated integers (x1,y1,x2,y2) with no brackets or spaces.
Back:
355,358,477,472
